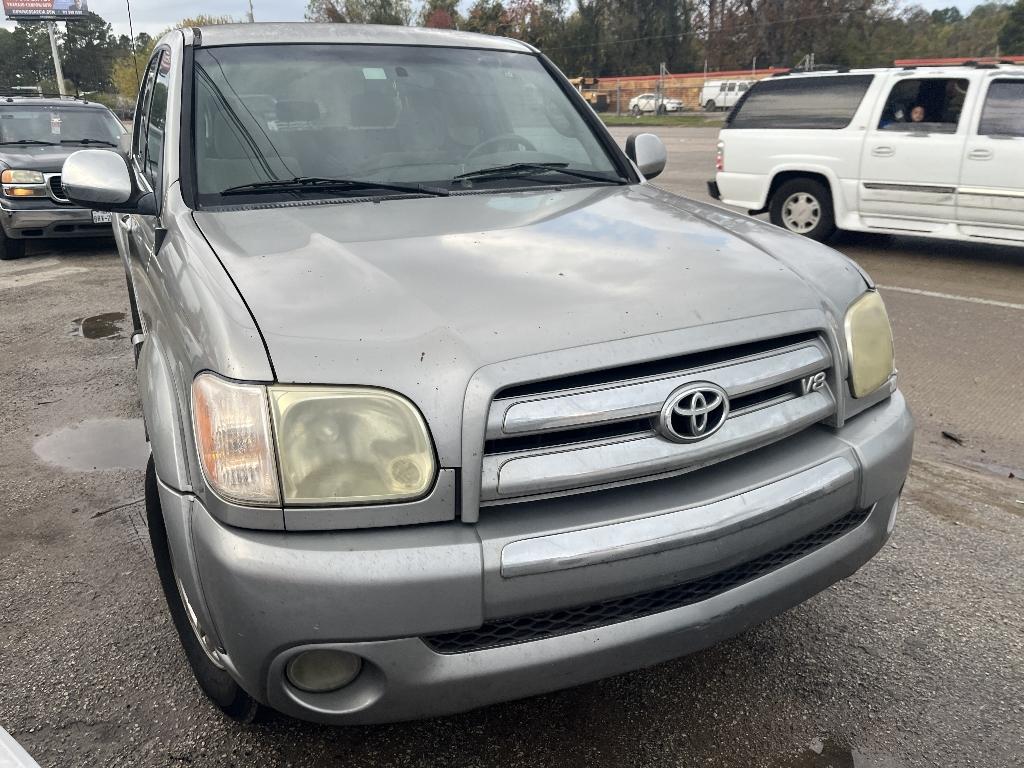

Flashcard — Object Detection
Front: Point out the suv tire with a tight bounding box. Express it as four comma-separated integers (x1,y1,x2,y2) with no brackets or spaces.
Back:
145,457,264,723
0,228,26,260
769,178,836,242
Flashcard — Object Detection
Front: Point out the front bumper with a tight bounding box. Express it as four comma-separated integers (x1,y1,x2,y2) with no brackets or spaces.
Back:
0,202,111,239
171,391,913,724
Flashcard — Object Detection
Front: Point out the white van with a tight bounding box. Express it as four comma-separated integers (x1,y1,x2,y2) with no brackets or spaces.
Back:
709,64,1024,246
700,80,752,112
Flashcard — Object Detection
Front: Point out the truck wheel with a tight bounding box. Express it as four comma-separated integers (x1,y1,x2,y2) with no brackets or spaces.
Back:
769,178,836,242
146,457,263,723
631,105,641,117
0,228,26,260
704,100,717,112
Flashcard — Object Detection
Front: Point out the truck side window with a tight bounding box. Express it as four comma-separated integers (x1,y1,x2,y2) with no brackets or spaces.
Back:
978,79,1024,137
727,75,874,130
132,53,160,171
144,51,172,193
877,78,969,133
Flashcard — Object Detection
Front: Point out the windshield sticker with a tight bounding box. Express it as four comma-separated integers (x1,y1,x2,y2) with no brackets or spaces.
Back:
50,115,61,135
362,67,387,80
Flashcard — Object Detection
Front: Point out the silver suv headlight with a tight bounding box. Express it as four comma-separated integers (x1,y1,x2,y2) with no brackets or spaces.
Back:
844,291,895,398
192,374,436,507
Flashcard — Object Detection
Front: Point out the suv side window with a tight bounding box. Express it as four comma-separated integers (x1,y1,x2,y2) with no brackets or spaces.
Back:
727,75,874,130
877,77,969,133
978,79,1024,137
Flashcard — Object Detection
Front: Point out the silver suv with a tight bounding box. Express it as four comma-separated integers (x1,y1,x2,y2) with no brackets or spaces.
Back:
62,24,913,725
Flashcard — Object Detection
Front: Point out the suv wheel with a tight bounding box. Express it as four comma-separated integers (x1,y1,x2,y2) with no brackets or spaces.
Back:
146,457,263,723
770,178,836,242
0,228,26,260
704,100,717,112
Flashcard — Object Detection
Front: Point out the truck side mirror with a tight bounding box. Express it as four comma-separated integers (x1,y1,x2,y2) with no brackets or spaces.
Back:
62,149,156,216
625,133,667,180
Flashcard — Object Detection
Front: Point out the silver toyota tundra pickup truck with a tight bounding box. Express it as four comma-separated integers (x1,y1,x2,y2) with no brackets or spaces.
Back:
61,23,913,725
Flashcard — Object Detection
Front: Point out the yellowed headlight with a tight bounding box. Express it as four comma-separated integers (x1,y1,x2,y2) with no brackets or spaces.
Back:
844,291,895,398
192,374,280,505
269,387,436,505
1,169,44,184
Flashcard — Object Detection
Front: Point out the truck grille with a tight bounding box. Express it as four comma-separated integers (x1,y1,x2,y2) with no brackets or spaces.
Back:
480,333,835,504
423,505,869,654
47,174,69,203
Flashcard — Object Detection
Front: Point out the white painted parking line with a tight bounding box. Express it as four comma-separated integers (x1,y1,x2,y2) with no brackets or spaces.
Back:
0,266,87,291
878,285,1024,312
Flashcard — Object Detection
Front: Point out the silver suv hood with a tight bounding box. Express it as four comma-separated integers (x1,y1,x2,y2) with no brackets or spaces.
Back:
194,185,853,458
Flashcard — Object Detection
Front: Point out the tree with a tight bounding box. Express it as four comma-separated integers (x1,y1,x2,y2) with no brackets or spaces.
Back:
463,0,511,35
1000,0,1024,53
306,0,412,24
419,0,462,28
60,11,116,92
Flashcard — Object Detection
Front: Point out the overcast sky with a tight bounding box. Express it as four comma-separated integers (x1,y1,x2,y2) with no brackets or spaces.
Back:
1,0,995,39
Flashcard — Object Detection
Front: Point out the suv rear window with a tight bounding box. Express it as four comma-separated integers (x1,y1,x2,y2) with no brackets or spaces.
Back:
978,79,1024,137
727,75,874,130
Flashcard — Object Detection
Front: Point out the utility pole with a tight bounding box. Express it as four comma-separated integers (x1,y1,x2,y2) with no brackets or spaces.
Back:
247,0,255,22
47,21,66,96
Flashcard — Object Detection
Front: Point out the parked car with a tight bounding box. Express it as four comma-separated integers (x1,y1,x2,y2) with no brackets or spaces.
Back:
700,79,752,112
62,23,912,725
0,95,126,259
629,92,684,115
709,65,1024,245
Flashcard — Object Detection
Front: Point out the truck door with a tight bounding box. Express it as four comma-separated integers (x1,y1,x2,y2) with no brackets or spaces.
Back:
957,76,1024,243
858,74,973,232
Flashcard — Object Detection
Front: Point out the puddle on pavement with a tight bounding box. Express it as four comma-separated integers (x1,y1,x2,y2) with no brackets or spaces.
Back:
70,312,127,339
33,419,148,472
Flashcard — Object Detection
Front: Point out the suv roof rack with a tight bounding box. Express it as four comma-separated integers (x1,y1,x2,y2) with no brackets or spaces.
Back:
0,88,89,102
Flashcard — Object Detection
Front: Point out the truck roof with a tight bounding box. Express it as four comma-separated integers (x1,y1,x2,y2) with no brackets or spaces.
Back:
187,22,535,54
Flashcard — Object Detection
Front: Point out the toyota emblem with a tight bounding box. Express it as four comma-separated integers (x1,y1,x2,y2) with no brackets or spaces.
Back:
659,382,730,443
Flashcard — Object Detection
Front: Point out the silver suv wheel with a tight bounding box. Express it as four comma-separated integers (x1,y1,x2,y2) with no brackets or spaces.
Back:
781,192,821,234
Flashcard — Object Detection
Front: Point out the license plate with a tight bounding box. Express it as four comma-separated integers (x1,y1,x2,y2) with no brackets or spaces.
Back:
91,210,112,224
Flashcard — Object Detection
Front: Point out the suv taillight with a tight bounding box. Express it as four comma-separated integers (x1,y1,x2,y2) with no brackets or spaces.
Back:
715,141,724,172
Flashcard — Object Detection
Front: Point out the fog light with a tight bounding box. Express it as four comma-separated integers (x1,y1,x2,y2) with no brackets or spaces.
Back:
886,497,900,535
286,650,362,693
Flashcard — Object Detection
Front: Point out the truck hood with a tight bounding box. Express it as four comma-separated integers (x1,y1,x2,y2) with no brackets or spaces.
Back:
0,145,79,173
193,184,850,463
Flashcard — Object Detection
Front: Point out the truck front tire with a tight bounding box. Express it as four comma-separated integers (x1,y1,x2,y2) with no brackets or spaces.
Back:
0,228,26,260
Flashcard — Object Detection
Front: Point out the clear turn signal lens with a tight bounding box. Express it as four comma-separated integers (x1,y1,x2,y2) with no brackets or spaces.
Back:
844,291,895,398
192,374,279,505
270,387,436,505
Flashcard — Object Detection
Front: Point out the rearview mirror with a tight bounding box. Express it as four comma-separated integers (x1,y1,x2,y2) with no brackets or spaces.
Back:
62,149,156,215
625,132,667,180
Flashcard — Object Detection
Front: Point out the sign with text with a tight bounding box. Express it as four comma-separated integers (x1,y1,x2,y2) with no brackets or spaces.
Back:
3,0,89,21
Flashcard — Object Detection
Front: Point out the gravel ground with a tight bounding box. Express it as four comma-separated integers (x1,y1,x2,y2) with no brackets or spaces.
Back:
1,129,1022,767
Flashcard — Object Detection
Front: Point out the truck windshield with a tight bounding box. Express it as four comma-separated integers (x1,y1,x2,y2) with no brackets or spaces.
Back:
191,44,624,204
0,105,123,145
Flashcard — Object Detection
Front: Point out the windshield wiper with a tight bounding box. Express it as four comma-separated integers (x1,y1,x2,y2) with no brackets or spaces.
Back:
0,139,58,146
220,176,448,197
453,162,624,185
60,138,118,146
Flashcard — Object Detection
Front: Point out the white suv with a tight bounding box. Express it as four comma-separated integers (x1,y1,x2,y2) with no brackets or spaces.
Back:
709,65,1024,246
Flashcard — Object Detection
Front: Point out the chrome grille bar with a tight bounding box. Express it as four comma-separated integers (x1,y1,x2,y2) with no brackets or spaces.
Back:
486,339,830,440
482,389,834,501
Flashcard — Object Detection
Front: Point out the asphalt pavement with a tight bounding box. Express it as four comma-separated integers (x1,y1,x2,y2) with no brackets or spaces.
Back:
0,127,1021,768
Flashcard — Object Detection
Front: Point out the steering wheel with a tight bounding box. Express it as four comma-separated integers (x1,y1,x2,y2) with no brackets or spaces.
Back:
464,133,537,162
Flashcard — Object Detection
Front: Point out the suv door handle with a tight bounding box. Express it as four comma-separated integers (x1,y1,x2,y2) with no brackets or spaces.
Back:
871,146,895,158
968,148,993,161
